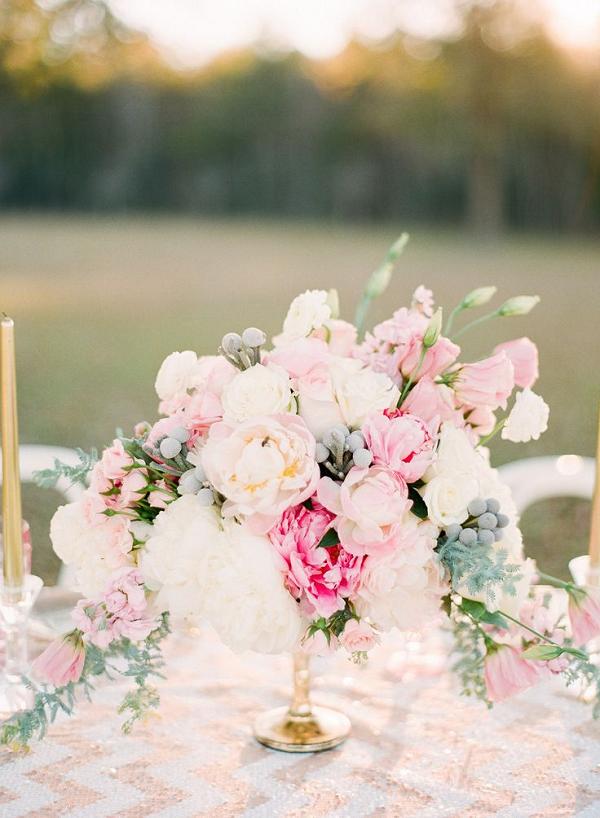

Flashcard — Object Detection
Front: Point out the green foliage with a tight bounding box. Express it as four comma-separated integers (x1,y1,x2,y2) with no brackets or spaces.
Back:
33,448,98,489
0,614,170,751
408,486,428,520
437,537,520,601
448,598,491,707
317,528,341,549
459,598,509,630
562,656,600,720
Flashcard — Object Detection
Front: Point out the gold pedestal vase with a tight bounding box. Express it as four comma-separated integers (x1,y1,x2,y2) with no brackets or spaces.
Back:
253,651,350,753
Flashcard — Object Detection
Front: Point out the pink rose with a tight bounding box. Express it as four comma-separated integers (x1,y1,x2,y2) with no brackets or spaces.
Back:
296,362,344,439
568,587,600,645
202,414,320,533
267,337,330,379
269,501,363,618
455,352,515,410
493,337,539,389
32,632,86,687
98,439,132,481
313,320,358,357
340,619,379,653
362,410,435,482
317,466,409,556
302,629,339,656
484,646,540,702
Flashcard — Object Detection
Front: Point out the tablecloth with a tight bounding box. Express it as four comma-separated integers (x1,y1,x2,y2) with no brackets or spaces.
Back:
1,626,599,818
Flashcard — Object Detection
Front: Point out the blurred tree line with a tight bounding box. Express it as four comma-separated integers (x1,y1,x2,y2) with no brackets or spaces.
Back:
1,0,599,232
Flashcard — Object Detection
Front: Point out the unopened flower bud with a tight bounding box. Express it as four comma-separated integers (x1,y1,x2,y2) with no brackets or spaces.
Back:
326,289,340,320
423,308,443,348
241,327,267,348
221,332,243,353
461,286,497,309
497,295,540,317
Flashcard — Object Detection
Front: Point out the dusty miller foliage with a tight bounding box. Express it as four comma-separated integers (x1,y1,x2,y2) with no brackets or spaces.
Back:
447,598,491,707
33,447,98,489
0,614,170,750
437,537,520,602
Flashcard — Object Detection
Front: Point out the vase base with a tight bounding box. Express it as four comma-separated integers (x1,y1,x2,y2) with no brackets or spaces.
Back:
253,705,350,753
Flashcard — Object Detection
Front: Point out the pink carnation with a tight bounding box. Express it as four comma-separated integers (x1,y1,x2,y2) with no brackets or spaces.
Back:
494,338,539,389
362,410,435,482
454,352,515,410
269,501,363,618
568,587,600,645
318,466,409,556
484,645,540,702
32,632,86,687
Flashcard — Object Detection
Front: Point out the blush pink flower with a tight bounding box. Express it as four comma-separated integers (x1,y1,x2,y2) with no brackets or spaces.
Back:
32,632,86,687
269,502,363,618
72,599,113,648
267,337,330,379
401,377,461,429
484,645,540,702
455,352,515,410
98,439,132,481
463,406,496,439
568,587,600,645
317,466,409,556
494,337,539,389
340,619,379,653
362,410,436,482
312,319,358,357
302,629,339,656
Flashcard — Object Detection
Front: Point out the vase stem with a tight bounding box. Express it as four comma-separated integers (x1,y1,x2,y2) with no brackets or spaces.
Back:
289,651,311,717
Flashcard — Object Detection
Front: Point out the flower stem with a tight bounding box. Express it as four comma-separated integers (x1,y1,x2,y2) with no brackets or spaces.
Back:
398,346,427,406
477,419,506,448
497,609,587,659
444,304,463,336
451,310,499,341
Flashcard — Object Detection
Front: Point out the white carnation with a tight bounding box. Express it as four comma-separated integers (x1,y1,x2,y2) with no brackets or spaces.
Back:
279,290,331,343
221,363,294,424
502,389,549,443
330,358,399,429
140,496,304,654
154,350,200,402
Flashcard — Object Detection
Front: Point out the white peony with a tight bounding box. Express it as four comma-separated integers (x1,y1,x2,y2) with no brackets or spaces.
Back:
140,495,304,653
355,518,446,631
502,389,549,443
154,350,200,402
221,363,294,424
278,290,331,344
50,498,134,597
330,358,399,430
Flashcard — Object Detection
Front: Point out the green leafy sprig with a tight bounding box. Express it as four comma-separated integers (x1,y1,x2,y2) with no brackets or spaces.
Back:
33,448,98,489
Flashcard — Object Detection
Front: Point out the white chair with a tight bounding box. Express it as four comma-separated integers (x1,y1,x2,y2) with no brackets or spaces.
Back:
497,454,596,585
0,444,84,587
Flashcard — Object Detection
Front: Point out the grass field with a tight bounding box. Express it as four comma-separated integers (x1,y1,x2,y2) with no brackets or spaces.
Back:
2,214,599,583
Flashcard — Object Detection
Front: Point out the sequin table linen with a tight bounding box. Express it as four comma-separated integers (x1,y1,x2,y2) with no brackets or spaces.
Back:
1,629,599,818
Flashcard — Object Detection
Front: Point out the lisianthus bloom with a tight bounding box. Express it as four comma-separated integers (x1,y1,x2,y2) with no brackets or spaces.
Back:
339,619,379,653
318,466,409,556
32,632,86,687
362,409,436,482
484,645,540,702
269,501,363,618
502,389,549,443
201,414,320,533
493,337,539,390
320,319,358,357
568,586,600,645
454,353,515,410
401,377,460,430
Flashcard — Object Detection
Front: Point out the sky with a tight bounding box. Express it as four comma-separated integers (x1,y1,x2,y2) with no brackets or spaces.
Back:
108,0,600,68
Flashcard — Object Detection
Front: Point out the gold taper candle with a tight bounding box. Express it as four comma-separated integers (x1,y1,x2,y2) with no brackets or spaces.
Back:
589,403,600,572
1,316,24,591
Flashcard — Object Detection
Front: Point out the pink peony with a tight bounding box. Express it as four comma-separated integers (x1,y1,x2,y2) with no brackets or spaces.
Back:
494,337,539,389
454,352,515,410
269,501,363,618
484,645,540,702
568,587,600,645
32,632,86,687
317,466,409,556
362,409,436,482
340,619,379,653
202,414,320,533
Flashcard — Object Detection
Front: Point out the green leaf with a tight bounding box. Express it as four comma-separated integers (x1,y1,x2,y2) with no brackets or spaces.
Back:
317,528,340,549
408,486,428,519
460,598,508,629
521,645,563,661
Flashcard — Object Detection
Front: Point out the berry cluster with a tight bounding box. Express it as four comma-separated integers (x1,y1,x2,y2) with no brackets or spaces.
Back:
444,497,509,548
219,327,267,370
317,425,373,479
146,425,216,506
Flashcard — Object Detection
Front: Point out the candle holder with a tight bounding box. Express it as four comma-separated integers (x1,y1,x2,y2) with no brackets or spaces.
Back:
253,651,350,753
0,574,43,716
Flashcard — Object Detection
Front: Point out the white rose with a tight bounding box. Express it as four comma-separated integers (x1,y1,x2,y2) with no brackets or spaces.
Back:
154,350,200,402
296,365,344,439
278,290,331,344
502,389,549,443
430,422,481,477
221,363,294,423
330,358,399,429
421,473,479,527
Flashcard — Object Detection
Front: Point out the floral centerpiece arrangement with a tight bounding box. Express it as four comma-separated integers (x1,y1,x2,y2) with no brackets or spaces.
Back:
3,236,600,750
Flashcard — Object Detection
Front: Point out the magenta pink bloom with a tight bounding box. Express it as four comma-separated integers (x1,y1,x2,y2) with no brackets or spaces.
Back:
568,587,600,645
318,466,409,556
269,501,363,618
494,337,539,389
32,632,86,687
362,409,436,482
455,352,515,410
340,619,379,653
484,645,540,702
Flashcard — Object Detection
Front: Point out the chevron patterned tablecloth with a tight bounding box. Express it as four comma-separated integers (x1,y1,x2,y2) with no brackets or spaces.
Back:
1,626,599,818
